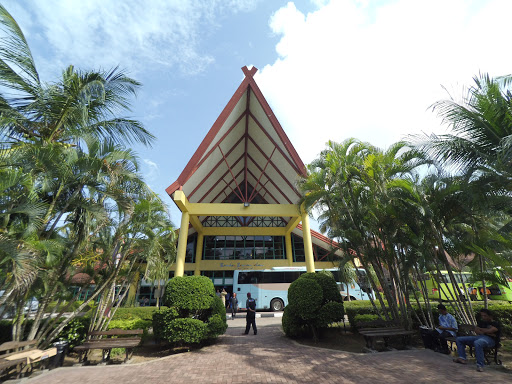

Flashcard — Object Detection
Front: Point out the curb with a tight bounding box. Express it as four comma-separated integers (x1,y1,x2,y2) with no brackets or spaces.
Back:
227,312,283,319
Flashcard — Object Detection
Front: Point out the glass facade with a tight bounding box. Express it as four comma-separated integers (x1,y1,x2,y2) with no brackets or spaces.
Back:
202,235,285,260
202,270,234,288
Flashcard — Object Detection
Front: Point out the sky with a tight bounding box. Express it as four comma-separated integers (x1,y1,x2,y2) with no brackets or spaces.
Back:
5,0,512,230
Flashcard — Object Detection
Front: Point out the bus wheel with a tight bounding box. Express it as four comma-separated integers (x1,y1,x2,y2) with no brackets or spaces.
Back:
270,298,284,312
343,296,357,301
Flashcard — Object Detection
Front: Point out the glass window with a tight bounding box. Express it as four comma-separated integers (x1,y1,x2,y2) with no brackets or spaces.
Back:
292,234,305,262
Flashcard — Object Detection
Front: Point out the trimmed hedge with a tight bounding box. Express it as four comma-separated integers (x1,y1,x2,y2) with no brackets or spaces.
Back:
112,307,165,322
107,319,153,341
282,272,344,339
153,276,227,347
346,301,512,336
164,275,215,311
353,314,380,326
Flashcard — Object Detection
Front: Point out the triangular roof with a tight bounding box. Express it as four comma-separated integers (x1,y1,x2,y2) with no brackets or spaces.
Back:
166,66,307,206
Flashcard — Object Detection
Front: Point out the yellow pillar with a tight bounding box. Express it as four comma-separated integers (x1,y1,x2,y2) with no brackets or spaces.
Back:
175,211,190,277
194,233,204,276
301,212,315,273
285,232,293,266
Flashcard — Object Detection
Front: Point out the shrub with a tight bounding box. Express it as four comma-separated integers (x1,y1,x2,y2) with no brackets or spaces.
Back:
345,301,378,328
302,271,343,304
153,276,227,347
164,276,215,313
55,317,90,349
107,319,153,342
206,314,227,340
288,278,322,320
210,296,227,322
282,306,306,338
346,301,512,337
315,301,344,328
153,307,179,342
113,307,164,322
354,314,380,326
283,273,344,339
165,318,207,346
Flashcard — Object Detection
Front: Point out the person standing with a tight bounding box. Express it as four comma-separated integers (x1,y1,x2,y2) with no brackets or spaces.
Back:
220,288,227,307
243,292,257,335
453,309,501,372
230,293,238,319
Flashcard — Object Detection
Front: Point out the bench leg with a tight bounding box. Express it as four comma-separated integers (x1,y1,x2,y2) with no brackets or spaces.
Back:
78,350,88,364
102,349,111,363
124,348,133,363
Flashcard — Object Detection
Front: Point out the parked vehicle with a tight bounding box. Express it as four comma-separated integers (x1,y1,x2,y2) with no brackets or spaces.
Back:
423,271,472,301
470,268,512,302
233,267,373,311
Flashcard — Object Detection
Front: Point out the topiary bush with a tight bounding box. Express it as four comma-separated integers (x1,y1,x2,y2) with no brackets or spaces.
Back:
287,277,323,321
282,272,344,339
153,276,227,348
165,318,207,345
164,275,215,313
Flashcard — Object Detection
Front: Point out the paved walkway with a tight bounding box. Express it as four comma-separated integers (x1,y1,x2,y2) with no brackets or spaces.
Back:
21,319,511,384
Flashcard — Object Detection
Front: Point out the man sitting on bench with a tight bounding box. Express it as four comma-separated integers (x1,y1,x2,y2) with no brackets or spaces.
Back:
453,309,501,372
420,304,458,354
434,304,458,354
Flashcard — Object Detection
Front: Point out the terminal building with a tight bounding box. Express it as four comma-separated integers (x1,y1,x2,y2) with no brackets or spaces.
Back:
154,66,341,297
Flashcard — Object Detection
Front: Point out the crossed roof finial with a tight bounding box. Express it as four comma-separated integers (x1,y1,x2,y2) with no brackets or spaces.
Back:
242,66,258,77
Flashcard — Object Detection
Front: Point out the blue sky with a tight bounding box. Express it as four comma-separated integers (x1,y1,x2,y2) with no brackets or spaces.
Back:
5,0,512,229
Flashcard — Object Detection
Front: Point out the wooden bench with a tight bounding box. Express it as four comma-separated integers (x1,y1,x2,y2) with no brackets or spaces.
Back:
0,340,56,378
446,324,502,365
74,329,143,364
358,323,415,352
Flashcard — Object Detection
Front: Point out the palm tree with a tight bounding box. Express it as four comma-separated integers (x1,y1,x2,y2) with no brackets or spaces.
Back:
0,4,160,342
0,5,154,149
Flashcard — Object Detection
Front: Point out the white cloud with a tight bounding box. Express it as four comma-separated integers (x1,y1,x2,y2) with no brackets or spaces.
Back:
142,158,160,184
4,0,259,77
256,0,512,164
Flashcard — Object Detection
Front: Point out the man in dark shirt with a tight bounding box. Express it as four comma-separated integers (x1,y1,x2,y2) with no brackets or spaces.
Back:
453,309,500,372
243,292,257,335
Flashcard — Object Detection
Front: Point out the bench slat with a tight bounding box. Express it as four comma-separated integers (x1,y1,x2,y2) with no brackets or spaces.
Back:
0,340,37,353
74,341,141,350
0,357,26,370
360,331,415,337
89,329,143,336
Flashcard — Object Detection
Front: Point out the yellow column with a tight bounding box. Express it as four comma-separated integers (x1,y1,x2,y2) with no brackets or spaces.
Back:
194,233,204,276
175,211,190,277
285,232,293,266
301,212,315,273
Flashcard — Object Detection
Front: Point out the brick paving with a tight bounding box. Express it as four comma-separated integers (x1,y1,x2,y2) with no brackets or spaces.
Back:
23,321,511,384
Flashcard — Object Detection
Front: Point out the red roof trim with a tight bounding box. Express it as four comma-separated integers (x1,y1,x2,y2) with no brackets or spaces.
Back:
166,66,308,198
296,223,340,248
166,68,253,197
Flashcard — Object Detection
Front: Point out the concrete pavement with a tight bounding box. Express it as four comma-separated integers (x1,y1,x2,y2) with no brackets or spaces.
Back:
13,317,511,384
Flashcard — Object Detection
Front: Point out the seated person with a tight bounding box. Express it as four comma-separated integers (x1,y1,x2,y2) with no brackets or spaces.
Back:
433,304,458,354
453,309,501,372
420,304,457,354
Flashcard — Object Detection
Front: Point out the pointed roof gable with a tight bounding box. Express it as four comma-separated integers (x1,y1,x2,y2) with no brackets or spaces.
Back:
166,66,307,205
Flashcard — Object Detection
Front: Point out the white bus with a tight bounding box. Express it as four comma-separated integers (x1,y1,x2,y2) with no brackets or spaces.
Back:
233,267,373,311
